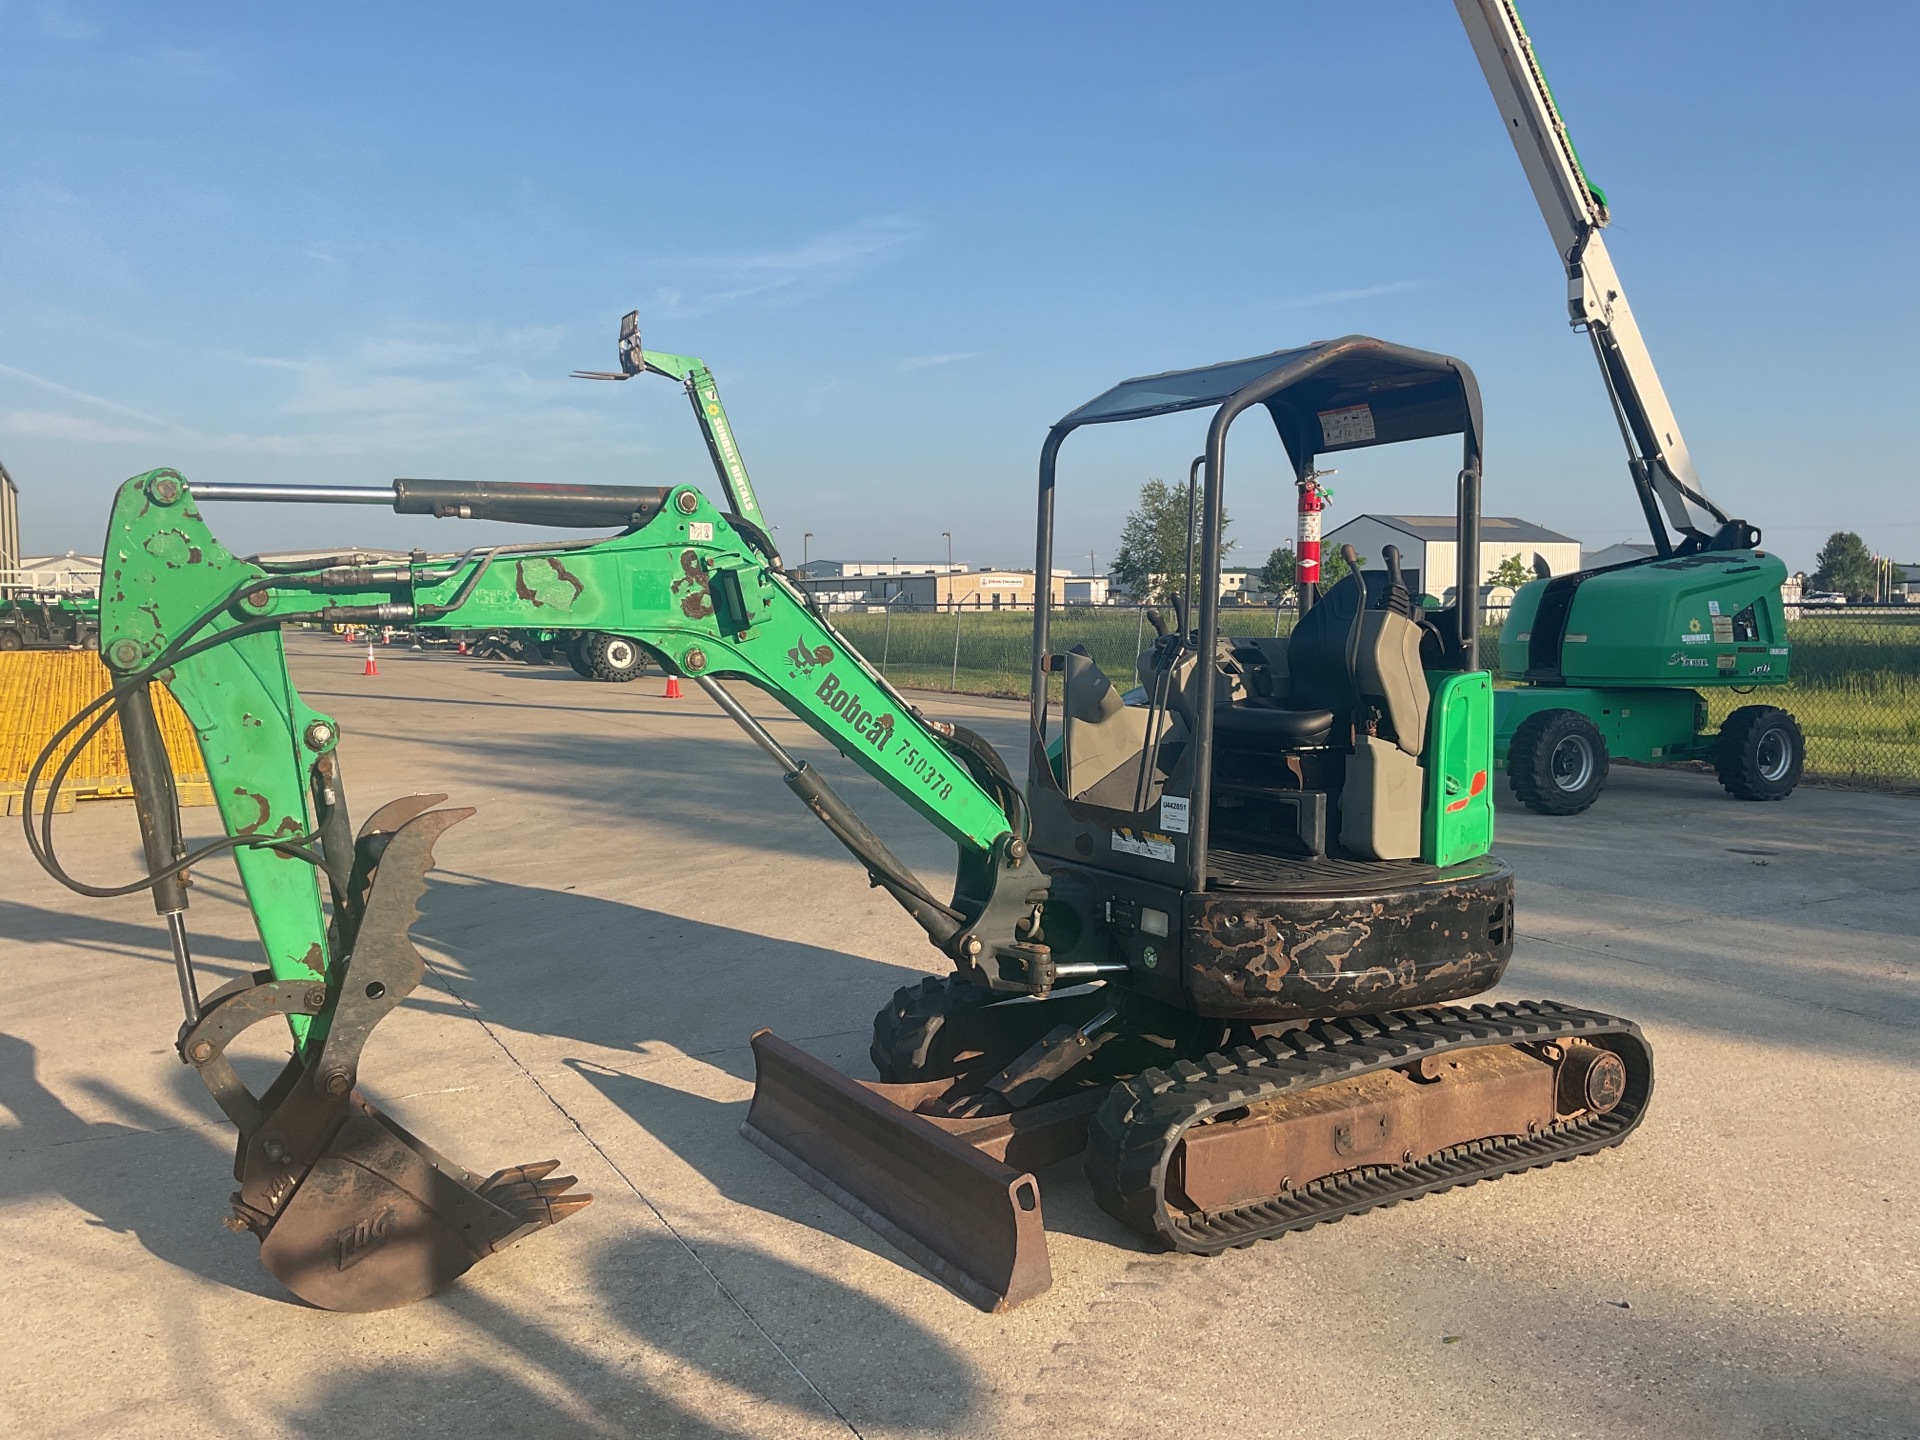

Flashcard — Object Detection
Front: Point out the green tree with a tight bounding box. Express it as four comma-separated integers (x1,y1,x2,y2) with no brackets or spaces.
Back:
1111,477,1232,604
1488,553,1534,589
1258,543,1363,600
1811,530,1877,600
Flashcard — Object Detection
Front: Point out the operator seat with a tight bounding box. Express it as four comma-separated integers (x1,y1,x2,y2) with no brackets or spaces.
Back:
1213,558,1365,749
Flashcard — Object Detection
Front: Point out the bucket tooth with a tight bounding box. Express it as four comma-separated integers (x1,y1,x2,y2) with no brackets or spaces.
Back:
177,801,591,1311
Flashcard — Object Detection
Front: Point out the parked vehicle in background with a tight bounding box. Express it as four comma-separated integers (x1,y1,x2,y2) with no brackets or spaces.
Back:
0,592,100,651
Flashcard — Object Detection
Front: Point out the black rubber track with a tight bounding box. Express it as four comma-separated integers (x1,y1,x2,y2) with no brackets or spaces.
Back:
1085,999,1653,1253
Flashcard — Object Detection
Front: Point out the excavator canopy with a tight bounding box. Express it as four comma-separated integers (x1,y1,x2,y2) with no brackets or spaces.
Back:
1053,333,1483,476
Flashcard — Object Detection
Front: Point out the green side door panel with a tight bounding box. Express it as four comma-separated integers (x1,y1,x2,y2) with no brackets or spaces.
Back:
1423,671,1496,867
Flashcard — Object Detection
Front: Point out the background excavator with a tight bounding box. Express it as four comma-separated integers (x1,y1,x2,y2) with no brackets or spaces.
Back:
1456,0,1806,814
29,321,1651,1314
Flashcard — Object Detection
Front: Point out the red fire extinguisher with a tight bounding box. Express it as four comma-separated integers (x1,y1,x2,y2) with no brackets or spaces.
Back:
1296,469,1335,608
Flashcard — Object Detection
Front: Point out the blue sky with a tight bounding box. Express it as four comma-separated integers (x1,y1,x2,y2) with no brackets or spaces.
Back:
3,1,1914,573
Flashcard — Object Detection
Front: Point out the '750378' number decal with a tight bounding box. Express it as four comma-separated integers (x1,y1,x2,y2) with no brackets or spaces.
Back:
893,738,955,801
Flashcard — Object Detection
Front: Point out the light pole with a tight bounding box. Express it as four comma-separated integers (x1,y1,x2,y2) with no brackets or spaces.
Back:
943,532,953,571
803,532,812,573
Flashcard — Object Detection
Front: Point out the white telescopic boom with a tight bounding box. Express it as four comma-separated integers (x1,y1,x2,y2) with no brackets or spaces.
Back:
1455,0,1741,549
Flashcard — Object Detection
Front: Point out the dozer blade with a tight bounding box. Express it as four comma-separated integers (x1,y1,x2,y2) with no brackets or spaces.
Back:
742,1030,1055,1313
183,800,590,1311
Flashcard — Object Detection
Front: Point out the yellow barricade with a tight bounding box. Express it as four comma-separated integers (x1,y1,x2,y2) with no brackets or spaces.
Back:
0,651,211,816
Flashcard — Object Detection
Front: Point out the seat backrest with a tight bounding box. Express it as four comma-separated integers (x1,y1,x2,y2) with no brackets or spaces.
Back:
1065,644,1124,724
1356,611,1429,757
1287,565,1365,714
1062,647,1153,802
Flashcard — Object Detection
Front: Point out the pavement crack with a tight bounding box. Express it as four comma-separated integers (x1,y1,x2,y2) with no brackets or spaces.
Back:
419,957,865,1439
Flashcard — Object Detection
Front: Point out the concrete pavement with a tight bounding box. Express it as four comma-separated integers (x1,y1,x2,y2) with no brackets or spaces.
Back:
3,634,1915,1439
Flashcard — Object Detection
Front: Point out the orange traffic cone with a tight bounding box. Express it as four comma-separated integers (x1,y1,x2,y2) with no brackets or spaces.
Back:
363,642,380,677
664,675,683,699
457,640,468,655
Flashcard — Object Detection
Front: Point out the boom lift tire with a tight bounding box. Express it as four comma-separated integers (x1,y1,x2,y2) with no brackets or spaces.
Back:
1714,704,1804,801
587,633,650,682
1508,708,1609,815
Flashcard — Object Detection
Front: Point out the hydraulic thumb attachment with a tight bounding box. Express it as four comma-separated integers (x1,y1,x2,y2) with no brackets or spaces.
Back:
90,663,593,1311
176,798,590,1311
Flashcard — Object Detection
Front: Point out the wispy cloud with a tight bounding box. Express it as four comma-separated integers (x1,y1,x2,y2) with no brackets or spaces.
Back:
0,361,179,428
896,352,980,373
1266,280,1420,311
652,216,923,316
0,324,623,461
3,409,162,445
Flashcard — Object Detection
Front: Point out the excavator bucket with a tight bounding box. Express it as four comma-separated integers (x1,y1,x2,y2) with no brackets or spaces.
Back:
256,1097,585,1312
742,1030,1098,1313
183,797,590,1311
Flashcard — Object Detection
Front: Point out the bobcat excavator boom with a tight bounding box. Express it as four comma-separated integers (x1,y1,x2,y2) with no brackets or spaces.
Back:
25,466,1045,1311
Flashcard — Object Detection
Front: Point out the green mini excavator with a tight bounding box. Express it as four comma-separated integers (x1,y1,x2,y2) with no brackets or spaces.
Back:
31,322,1651,1314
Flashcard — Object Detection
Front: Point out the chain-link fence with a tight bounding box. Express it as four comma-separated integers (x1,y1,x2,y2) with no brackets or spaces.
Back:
832,601,1920,791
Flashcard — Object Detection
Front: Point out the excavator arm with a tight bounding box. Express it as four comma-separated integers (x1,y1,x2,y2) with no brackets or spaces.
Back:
1455,0,1752,554
28,466,1049,1311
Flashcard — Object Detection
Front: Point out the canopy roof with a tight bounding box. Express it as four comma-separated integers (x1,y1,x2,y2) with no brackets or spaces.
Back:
1053,334,1482,475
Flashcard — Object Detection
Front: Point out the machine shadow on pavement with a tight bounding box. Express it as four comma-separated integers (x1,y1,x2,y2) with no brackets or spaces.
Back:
272,1232,985,1440
409,875,937,1077
0,1030,286,1301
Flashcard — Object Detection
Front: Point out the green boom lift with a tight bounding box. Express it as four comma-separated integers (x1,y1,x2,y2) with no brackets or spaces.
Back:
1456,0,1805,813
28,325,1650,1314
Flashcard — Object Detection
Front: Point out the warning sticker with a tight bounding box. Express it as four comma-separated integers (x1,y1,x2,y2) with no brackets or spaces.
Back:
1717,653,1737,671
1112,828,1176,864
1708,600,1722,616
1159,795,1190,834
1318,404,1376,446
1712,616,1734,642
688,521,715,542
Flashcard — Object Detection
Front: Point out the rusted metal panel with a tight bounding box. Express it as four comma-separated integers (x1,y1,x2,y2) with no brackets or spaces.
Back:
743,1031,1056,1312
1172,1043,1556,1213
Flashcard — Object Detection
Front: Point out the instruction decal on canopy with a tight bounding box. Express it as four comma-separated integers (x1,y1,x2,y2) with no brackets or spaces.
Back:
1318,404,1376,446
